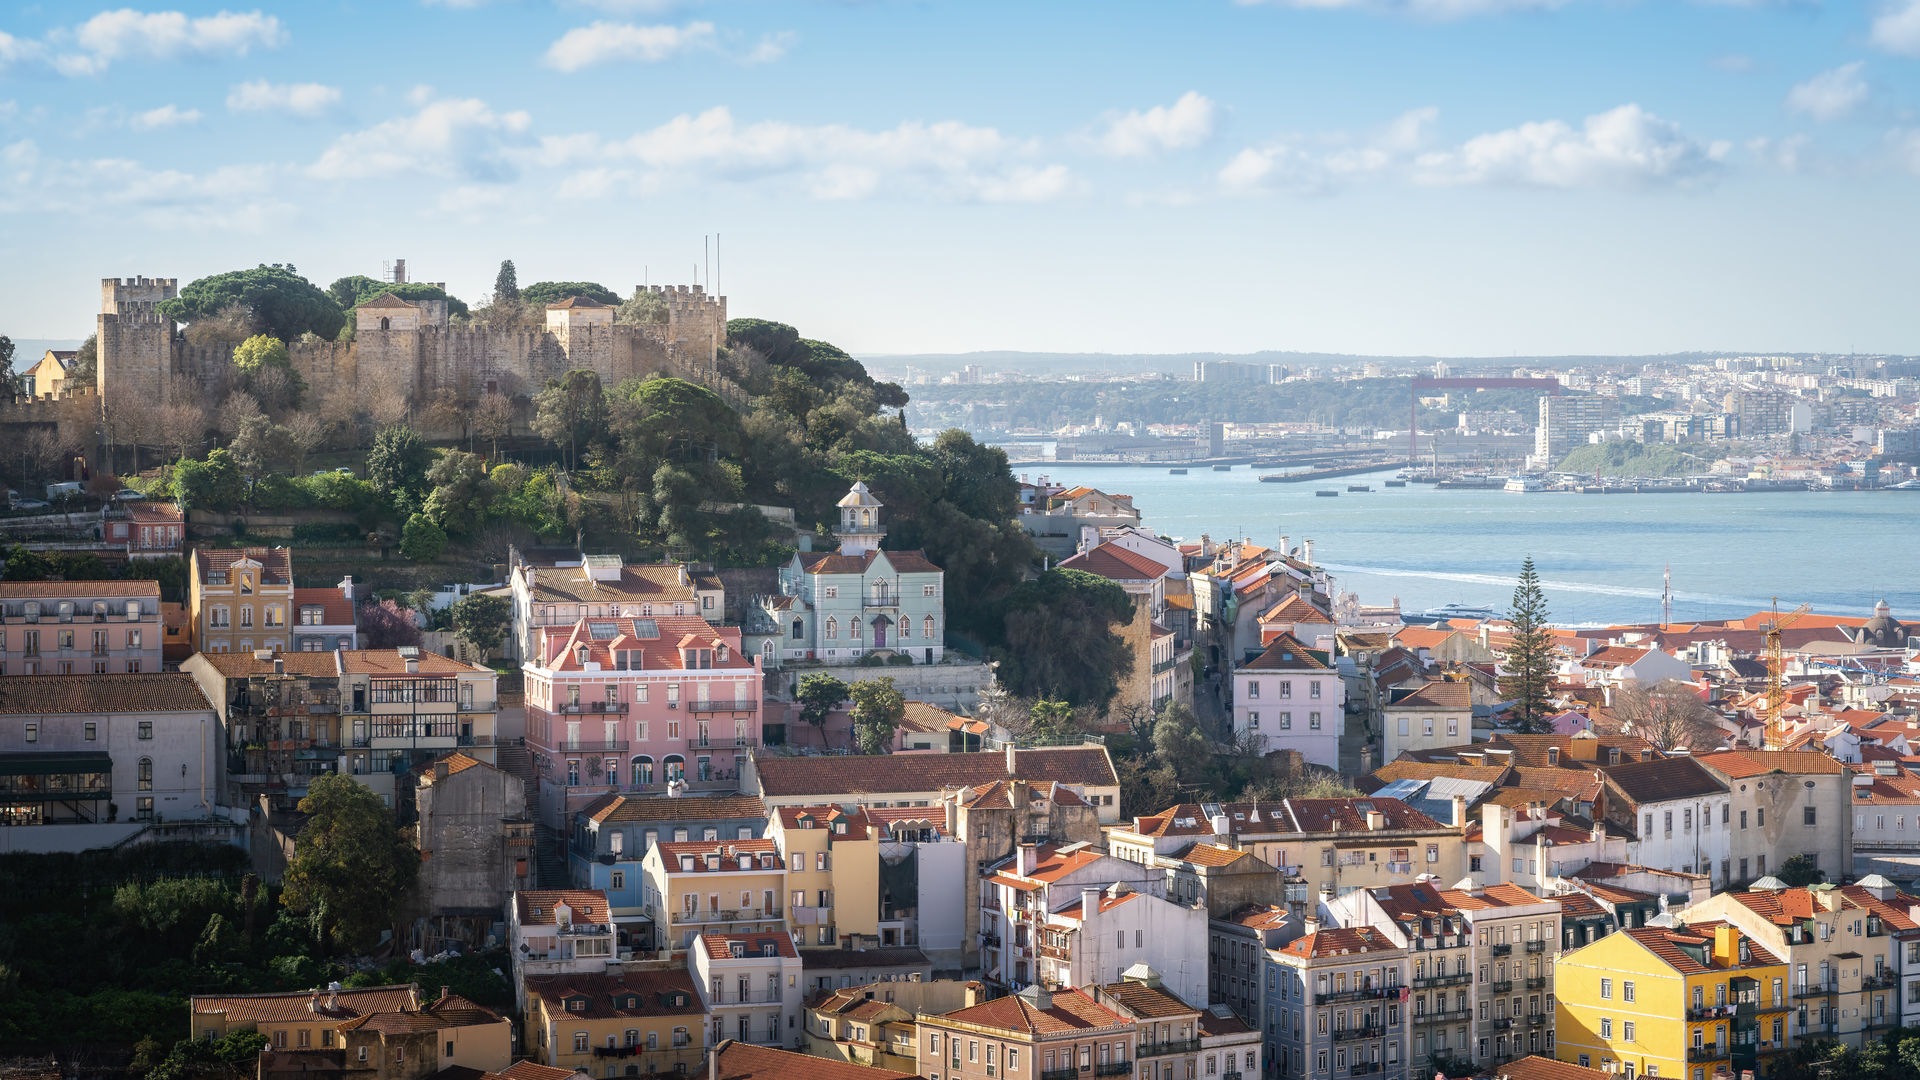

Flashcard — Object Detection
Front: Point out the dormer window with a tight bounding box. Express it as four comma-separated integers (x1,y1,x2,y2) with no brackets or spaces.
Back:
679,855,694,871
1547,747,1560,766
705,854,720,870
730,943,745,958
834,822,847,835
1608,748,1621,765
717,644,728,663
576,645,589,665
240,574,253,595
740,854,755,870
761,944,776,957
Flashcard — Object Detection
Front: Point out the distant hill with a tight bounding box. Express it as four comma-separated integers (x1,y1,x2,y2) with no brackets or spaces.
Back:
858,349,1842,378
7,339,84,360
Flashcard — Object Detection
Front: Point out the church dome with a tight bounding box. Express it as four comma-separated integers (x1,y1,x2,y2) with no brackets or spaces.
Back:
1861,600,1908,648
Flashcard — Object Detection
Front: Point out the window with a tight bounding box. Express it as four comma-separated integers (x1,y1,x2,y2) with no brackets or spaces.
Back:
1600,1019,1612,1039
611,871,624,889
1247,682,1260,700
138,721,152,740
1623,1021,1635,1042
1249,711,1260,728
1624,981,1635,1002
138,758,152,791
84,722,96,741
573,1033,589,1052
1805,806,1817,826
22,723,35,743
1600,978,1612,999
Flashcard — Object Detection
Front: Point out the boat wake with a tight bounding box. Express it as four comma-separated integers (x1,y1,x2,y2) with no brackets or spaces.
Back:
1317,562,1770,611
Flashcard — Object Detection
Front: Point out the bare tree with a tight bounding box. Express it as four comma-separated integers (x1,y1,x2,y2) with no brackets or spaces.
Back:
157,401,208,462
285,412,326,474
217,389,264,442
183,302,257,346
368,384,410,429
1613,678,1725,752
312,383,361,449
249,364,302,415
472,393,514,462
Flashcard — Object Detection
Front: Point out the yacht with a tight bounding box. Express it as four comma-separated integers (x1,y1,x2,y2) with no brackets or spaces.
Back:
1503,476,1547,493
1403,603,1502,625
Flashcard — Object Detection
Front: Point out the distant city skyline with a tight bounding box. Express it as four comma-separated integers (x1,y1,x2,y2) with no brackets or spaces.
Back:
3,2,1919,357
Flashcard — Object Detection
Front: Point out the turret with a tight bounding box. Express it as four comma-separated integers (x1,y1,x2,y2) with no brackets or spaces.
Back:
836,481,885,556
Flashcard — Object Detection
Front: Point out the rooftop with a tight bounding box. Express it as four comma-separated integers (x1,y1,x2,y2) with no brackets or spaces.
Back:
0,673,211,714
750,745,1117,798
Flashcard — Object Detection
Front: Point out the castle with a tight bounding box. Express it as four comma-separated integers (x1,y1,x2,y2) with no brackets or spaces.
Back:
95,275,730,409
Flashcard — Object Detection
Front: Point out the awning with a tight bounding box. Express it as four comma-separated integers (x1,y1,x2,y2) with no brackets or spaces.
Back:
0,751,111,776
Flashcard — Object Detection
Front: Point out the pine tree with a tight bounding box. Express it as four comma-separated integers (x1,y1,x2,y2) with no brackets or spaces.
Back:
1500,556,1556,734
493,259,519,303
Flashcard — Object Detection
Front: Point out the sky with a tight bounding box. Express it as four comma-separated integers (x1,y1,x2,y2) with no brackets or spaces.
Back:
2,1,1919,358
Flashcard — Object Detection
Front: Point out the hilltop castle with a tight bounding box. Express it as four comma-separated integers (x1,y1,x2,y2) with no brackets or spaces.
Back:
95,275,729,408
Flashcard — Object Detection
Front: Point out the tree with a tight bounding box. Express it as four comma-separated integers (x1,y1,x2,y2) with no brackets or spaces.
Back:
360,598,421,650
848,677,906,755
1499,556,1557,734
612,376,738,464
617,289,668,325
422,451,493,536
795,673,850,747
531,369,609,473
472,393,514,461
1150,701,1211,787
1777,854,1826,887
170,448,246,511
3,545,55,581
1026,698,1078,743
325,276,468,318
520,280,619,308
280,773,419,952
449,593,509,661
1614,679,1724,752
365,426,432,512
230,333,290,376
160,265,346,341
284,412,326,474
0,334,13,391
493,260,520,303
70,333,97,387
995,568,1137,711
400,513,447,562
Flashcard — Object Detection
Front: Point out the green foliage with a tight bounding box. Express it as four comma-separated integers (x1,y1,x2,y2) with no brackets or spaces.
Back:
342,950,513,1010
493,260,520,303
848,677,906,754
400,513,448,562
449,593,509,659
1150,702,1211,787
995,568,1136,711
365,426,432,513
161,265,345,342
727,318,876,387
613,376,739,464
532,370,610,473
326,277,469,318
3,544,55,581
1777,854,1826,887
71,333,98,386
795,673,850,741
617,289,668,325
1556,441,1715,478
423,451,494,536
170,449,246,512
301,471,378,512
230,334,290,375
1500,557,1556,734
521,281,620,307
281,774,419,953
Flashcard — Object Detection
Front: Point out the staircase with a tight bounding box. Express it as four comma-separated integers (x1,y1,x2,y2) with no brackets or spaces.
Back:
494,740,538,809
533,826,569,889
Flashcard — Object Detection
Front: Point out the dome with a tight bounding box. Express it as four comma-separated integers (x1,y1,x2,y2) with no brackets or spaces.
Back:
1861,600,1907,648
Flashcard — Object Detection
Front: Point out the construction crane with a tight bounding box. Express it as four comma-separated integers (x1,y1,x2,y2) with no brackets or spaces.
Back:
1763,598,1813,750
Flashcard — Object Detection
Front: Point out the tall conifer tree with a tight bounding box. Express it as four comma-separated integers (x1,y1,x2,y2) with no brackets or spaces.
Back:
1501,556,1556,734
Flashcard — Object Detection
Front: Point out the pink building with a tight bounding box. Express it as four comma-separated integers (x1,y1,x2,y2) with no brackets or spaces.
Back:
0,580,163,676
523,614,762,829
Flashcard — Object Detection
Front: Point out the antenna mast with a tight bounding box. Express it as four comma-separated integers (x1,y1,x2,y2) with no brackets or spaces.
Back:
1662,565,1671,629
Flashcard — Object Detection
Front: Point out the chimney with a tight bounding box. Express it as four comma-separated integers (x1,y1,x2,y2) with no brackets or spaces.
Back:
1016,844,1038,876
1082,886,1101,921
1030,984,1052,1010
1303,913,1321,936
944,793,959,838
339,575,355,602
433,759,449,782
1451,794,1469,829
1712,925,1740,968
439,985,450,1003
327,983,339,1010
1006,743,1018,776
1365,810,1385,831
309,992,320,1013
964,981,985,1008
406,656,419,674
1302,539,1314,565
1279,534,1290,558
274,656,284,675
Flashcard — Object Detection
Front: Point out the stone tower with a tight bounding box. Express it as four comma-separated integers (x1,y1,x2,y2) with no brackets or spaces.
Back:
836,481,885,556
96,276,177,402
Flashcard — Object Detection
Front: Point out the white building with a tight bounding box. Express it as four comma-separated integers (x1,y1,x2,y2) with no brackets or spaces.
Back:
688,930,805,1050
0,674,220,851
1599,757,1732,888
1232,632,1345,770
509,889,617,1002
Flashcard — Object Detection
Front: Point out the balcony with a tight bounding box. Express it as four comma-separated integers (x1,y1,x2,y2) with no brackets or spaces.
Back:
1525,940,1547,954
690,737,760,750
1801,1022,1836,1037
1526,1014,1547,1027
556,921,613,937
1416,1009,1473,1025
669,908,781,925
791,905,831,926
1793,983,1837,999
1864,973,1897,991
1865,1016,1896,1031
552,740,629,753
1139,1039,1200,1057
1688,1047,1729,1064
1526,977,1547,990
1153,658,1177,674
1041,1069,1079,1080
1490,981,1513,994
1415,973,1471,989
1350,1064,1382,1076
1095,1063,1134,1077
689,698,759,714
1332,1026,1386,1044
1320,987,1392,1005
1687,1004,1739,1022
1491,944,1512,957
1492,1019,1513,1032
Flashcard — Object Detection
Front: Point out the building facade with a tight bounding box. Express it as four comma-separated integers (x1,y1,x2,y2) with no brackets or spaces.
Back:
1232,632,1346,769
0,580,162,676
189,547,295,655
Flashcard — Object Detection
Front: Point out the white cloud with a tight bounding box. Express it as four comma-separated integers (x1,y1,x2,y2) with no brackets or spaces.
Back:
542,21,715,71
0,138,283,228
309,97,534,182
1887,128,1920,174
1096,91,1218,157
55,9,285,75
1747,133,1810,172
538,105,1068,202
1219,107,1436,194
1233,0,1567,18
743,31,796,65
1871,0,1920,56
0,30,45,73
227,79,343,118
1786,62,1867,120
130,104,201,130
1414,104,1725,188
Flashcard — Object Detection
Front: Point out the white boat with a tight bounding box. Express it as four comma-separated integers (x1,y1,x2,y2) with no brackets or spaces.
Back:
1504,476,1547,493
1404,603,1502,625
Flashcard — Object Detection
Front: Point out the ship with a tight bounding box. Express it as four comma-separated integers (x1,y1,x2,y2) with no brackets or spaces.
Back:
1401,603,1502,626
1168,468,1188,474
1503,476,1547,493
1315,489,1339,497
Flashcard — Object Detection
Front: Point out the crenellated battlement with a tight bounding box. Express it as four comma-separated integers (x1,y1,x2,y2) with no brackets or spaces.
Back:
100,276,178,316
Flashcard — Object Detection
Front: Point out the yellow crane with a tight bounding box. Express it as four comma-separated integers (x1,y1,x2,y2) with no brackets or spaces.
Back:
1763,598,1813,750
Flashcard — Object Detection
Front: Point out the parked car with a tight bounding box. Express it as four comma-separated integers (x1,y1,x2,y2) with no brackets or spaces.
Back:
113,489,145,501
10,498,49,511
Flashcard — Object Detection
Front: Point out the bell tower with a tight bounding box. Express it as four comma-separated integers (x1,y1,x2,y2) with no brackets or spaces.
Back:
836,481,885,556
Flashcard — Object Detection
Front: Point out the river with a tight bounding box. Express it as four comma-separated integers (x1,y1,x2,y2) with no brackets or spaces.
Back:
1029,465,1919,625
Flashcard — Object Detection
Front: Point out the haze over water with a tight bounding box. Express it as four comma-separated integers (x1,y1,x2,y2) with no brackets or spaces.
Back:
1032,466,1920,626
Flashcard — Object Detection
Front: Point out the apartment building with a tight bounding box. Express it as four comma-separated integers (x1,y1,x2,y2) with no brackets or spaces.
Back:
1695,750,1854,887
1554,922,1789,1080
520,969,704,1077
1264,924,1410,1080
336,648,500,806
1231,632,1345,770
747,744,1122,821
1092,971,1211,1080
769,805,880,950
291,580,359,652
1380,681,1475,763
1598,757,1731,889
566,792,765,900
1324,883,1476,1077
690,930,807,1052
189,547,295,655
0,580,162,675
916,984,1137,1080
1685,884,1901,1050
523,612,760,829
1442,883,1561,1067
509,890,617,1000
195,983,508,1072
182,650,344,810
1211,905,1296,1030
639,837,788,952
803,979,974,1073
509,552,720,663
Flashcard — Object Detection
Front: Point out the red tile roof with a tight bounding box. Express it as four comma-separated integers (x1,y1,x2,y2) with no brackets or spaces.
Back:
797,548,942,575
1726,887,1857,925
1059,541,1168,582
657,838,783,874
1279,925,1399,959
1620,922,1782,973
1238,631,1329,672
0,580,160,598
1387,681,1473,710
293,588,355,627
988,845,1108,887
935,987,1130,1036
1695,750,1850,778
1283,797,1444,833
338,649,491,676
535,614,749,672
1260,592,1333,624
750,745,1117,797
578,792,765,824
1603,757,1727,805
1436,883,1549,910
0,673,211,714
514,890,610,926
525,563,700,606
709,1040,917,1080
523,969,702,1020
191,651,341,677
698,931,799,961
775,805,873,840
192,546,292,584
1499,1055,1612,1080
1097,979,1197,1019
192,985,415,1024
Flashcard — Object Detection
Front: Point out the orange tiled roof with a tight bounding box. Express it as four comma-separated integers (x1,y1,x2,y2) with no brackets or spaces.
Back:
656,839,783,874
1696,750,1849,778
708,1041,917,1080
1279,926,1399,959
936,987,1129,1036
523,970,701,1020
192,984,415,1024
293,588,355,627
1059,542,1168,582
0,673,211,714
699,931,799,961
338,649,490,676
751,745,1116,797
0,580,159,598
514,890,610,926
1239,632,1328,671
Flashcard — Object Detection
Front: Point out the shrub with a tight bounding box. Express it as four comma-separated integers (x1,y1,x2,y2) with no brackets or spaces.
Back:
400,513,447,562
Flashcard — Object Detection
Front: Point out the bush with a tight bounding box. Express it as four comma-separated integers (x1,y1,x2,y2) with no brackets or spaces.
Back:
248,474,313,512
886,652,915,666
857,652,888,667
399,514,447,562
290,522,363,545
300,471,377,513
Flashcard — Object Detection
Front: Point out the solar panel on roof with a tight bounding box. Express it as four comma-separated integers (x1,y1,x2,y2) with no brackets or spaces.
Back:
588,623,618,639
631,619,659,639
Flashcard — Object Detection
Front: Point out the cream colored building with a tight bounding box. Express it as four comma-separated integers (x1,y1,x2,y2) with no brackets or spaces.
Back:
639,837,789,952
769,805,880,949
336,648,500,804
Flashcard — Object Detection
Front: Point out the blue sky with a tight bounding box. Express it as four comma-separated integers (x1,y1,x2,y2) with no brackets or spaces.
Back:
2,1,1919,357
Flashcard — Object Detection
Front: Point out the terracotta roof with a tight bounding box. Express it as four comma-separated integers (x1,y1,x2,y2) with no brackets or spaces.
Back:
1696,750,1849,778
1604,757,1727,805
1174,843,1255,867
1238,632,1329,672
1279,925,1399,959
338,649,491,676
1123,803,1219,838
657,838,783,873
192,985,415,1024
526,563,710,608
1199,1005,1254,1037
513,889,610,926
988,845,1108,887
1726,887,1858,925
578,792,765,825
775,805,873,840
190,651,342,678
1484,733,1656,767
1260,592,1333,624
1551,892,1610,920
936,987,1129,1036
192,547,292,584
1283,797,1444,833
796,548,942,575
1098,979,1197,1019
1363,760,1510,790
797,946,930,971
1436,883,1549,910
125,502,185,524
1049,890,1140,920
1387,681,1473,710
1498,1055,1612,1080
1581,646,1661,668
293,588,355,627
698,931,799,961
358,292,418,310
750,745,1117,797
708,1040,917,1080
1837,885,1920,932
1620,922,1782,974
417,752,491,780
1059,541,1168,582
523,970,702,1020
899,700,958,734
545,296,608,309
0,673,211,714
535,614,749,673
497,1064,575,1080
0,580,159,598
339,991,505,1034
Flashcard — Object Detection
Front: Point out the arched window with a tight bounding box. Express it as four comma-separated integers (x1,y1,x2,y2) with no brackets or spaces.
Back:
137,757,152,791
664,755,685,782
923,615,935,639
825,617,836,640
379,317,391,331
901,617,912,639
647,1032,659,1050
630,756,653,787
791,619,804,640
623,1029,639,1047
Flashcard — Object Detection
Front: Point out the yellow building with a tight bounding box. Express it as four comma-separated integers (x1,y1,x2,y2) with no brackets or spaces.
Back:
189,547,295,655
522,969,705,1077
770,805,880,949
190,983,509,1069
21,349,75,399
1556,921,1790,1080
639,837,788,951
